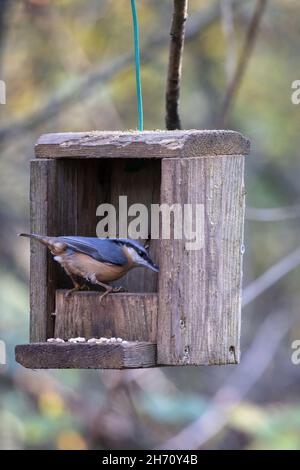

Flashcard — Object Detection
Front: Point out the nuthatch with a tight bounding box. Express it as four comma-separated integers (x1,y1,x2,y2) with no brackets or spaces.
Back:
19,234,159,301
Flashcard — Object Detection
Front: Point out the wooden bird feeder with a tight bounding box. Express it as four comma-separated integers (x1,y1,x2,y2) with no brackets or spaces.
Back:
16,130,250,369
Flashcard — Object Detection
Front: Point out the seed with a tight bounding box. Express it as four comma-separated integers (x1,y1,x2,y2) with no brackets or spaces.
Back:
75,337,86,343
87,338,97,343
100,337,109,343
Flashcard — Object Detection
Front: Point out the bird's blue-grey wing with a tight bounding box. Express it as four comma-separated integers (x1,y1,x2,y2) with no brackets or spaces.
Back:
58,237,128,265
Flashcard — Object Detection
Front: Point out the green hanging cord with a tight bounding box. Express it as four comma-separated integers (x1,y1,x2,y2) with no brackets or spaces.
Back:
131,0,143,131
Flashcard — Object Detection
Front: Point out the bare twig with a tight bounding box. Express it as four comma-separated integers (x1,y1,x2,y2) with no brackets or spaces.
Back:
246,204,300,221
242,246,300,307
157,311,294,450
217,0,268,127
165,0,188,130
0,0,250,144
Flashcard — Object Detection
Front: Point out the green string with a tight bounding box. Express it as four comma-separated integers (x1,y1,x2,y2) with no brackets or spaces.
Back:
131,0,143,131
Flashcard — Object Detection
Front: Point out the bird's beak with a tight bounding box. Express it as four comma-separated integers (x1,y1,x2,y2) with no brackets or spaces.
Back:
148,262,159,273
138,258,159,272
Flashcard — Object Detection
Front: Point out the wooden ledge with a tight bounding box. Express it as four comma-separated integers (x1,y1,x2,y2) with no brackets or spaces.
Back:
15,342,157,369
35,130,250,159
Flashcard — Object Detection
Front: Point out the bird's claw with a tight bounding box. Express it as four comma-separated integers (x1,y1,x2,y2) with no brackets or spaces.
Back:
99,290,111,303
65,284,89,299
112,286,126,293
98,285,126,303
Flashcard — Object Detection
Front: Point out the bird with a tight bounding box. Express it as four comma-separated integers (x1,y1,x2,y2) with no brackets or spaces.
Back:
19,234,159,301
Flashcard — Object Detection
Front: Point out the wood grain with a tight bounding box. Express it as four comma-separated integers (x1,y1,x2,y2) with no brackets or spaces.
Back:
30,159,57,342
158,155,245,365
54,291,158,342
30,159,98,342
15,342,157,369
109,159,160,292
35,130,250,159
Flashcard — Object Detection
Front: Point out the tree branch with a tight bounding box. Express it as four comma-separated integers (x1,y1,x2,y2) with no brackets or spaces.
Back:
165,0,188,130
217,0,268,127
246,204,300,221
242,246,300,307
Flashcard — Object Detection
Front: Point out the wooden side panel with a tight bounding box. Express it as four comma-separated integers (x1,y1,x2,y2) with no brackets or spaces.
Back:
54,291,158,342
30,159,57,341
15,342,157,369
30,159,98,341
157,156,245,365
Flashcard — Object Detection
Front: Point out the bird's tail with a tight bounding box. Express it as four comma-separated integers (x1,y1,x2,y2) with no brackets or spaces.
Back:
18,233,51,247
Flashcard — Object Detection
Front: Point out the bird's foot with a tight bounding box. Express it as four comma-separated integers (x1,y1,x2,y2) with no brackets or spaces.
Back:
65,287,79,298
81,284,90,291
99,287,113,303
65,284,89,298
112,286,127,293
98,285,125,303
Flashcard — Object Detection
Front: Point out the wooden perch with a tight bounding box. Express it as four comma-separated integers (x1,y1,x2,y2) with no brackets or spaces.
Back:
15,342,157,369
166,0,188,130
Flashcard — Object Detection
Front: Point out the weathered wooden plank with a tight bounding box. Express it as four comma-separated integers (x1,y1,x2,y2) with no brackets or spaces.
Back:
15,342,157,369
35,130,250,159
54,291,158,342
109,159,160,292
157,155,245,365
76,159,98,236
53,159,98,288
30,159,99,341
53,160,77,290
30,159,57,342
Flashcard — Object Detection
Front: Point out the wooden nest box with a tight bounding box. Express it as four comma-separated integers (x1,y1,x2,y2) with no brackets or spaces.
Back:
16,130,250,369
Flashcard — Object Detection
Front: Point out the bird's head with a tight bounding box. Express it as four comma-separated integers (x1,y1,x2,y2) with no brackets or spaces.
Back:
116,239,159,272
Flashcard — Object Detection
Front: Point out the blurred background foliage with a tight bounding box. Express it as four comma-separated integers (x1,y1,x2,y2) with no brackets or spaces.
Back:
0,0,300,450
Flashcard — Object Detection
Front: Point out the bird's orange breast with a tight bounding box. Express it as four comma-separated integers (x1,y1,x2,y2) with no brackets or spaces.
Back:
55,252,132,283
